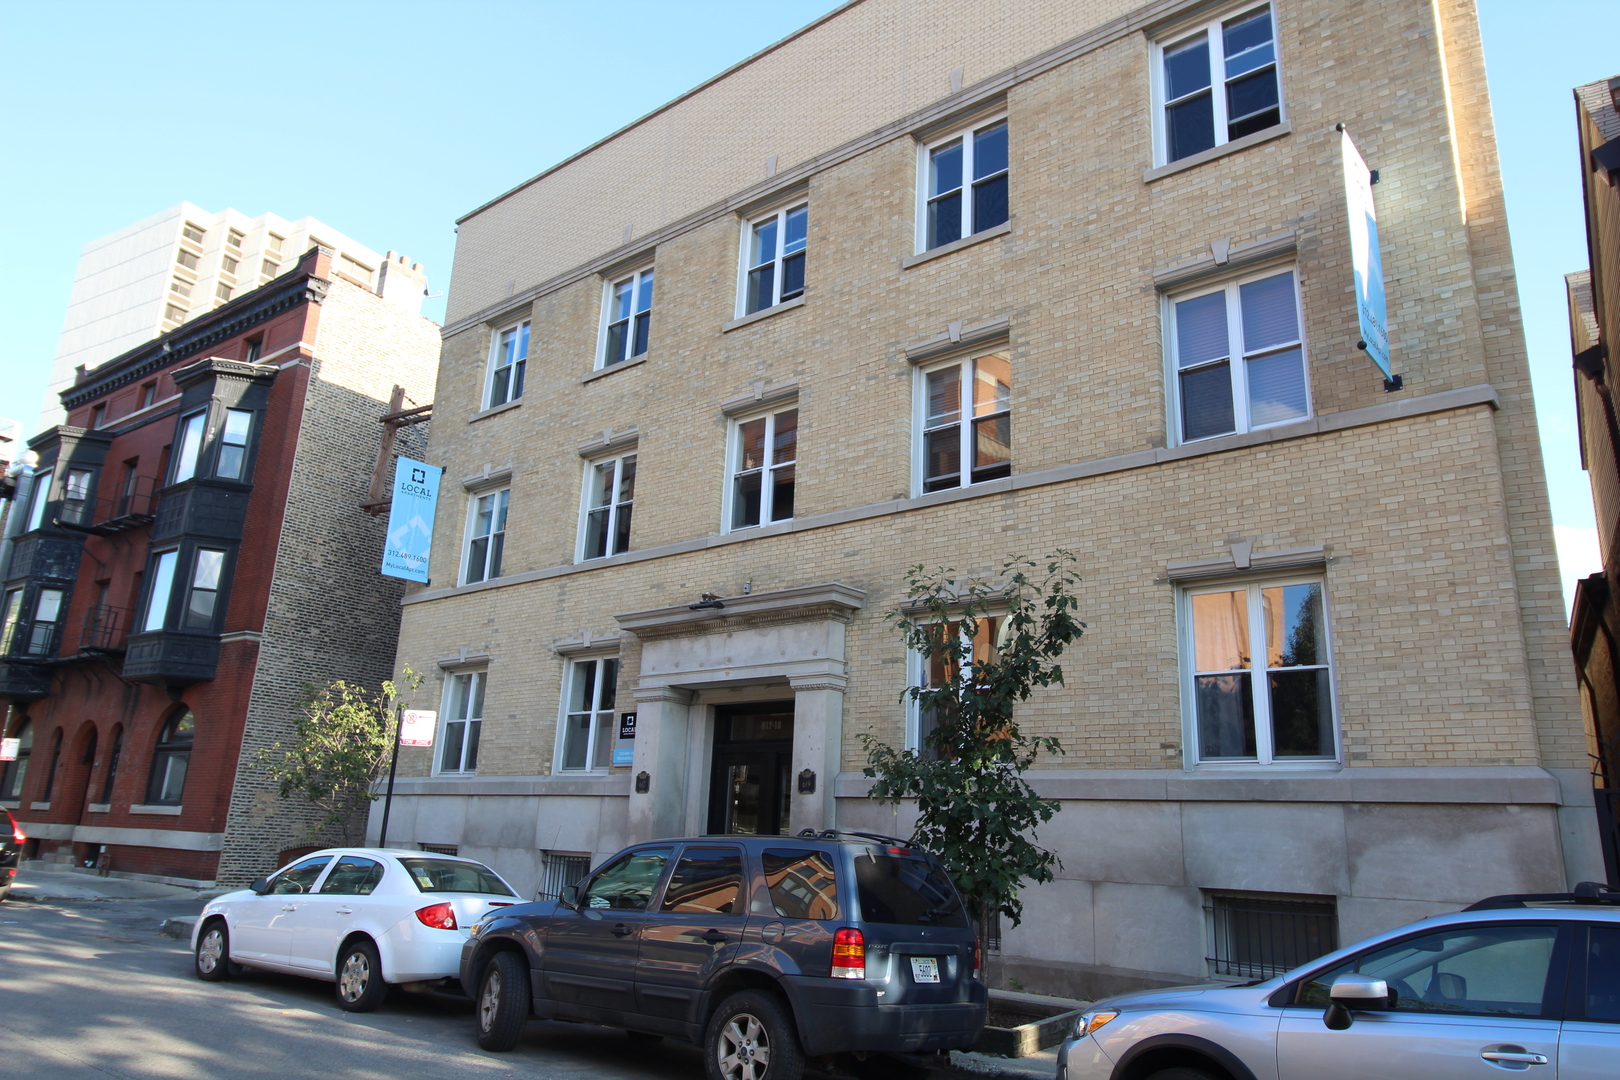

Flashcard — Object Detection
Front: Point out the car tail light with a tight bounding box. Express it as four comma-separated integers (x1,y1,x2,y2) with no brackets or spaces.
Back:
415,902,457,930
13,822,26,843
832,927,865,979
973,936,982,978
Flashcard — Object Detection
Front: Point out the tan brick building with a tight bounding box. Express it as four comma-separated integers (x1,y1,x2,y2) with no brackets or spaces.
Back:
375,0,1603,995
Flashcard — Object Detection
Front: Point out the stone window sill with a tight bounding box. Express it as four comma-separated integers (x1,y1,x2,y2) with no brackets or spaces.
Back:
582,354,648,383
1143,121,1292,183
902,221,1011,269
86,802,110,813
30,801,49,811
722,296,805,333
469,398,522,423
130,803,182,816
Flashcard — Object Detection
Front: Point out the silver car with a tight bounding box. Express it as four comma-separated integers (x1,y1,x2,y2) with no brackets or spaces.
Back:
1058,885,1619,1080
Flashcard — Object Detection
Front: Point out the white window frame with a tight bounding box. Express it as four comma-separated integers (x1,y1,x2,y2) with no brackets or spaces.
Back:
555,654,621,774
461,487,509,585
911,348,1013,497
576,454,636,562
1150,3,1285,167
485,320,529,409
904,613,1008,753
722,406,798,533
1164,265,1309,446
597,266,654,369
914,114,1009,254
436,669,485,776
1177,575,1340,768
735,202,808,317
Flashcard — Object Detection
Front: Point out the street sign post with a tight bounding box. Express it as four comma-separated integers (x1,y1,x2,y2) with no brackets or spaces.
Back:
399,710,437,747
0,738,16,761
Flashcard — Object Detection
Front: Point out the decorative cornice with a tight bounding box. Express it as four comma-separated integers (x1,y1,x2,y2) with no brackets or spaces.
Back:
787,675,849,693
616,582,866,640
633,685,696,706
904,316,1011,364
577,427,640,459
61,272,328,411
172,358,279,391
720,381,800,417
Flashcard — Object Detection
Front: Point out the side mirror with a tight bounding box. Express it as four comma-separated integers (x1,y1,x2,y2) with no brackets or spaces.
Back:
559,885,580,909
249,877,271,896
1323,973,1392,1030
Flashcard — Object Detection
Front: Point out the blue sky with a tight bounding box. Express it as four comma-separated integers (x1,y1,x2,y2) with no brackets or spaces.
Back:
0,0,1612,605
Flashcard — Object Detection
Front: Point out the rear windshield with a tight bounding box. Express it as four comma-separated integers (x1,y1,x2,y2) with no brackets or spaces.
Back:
397,857,515,896
853,850,968,928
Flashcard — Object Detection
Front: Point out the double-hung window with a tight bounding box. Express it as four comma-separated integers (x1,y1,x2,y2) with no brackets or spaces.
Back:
487,321,529,408
916,350,1012,494
62,469,93,524
908,615,1004,756
439,670,484,774
579,455,635,560
741,204,807,315
726,408,796,530
146,709,193,804
463,488,509,584
1156,4,1282,165
1183,578,1336,764
920,119,1008,251
1169,268,1307,443
215,410,252,479
0,590,23,654
602,269,653,366
142,551,179,632
558,656,618,772
25,469,53,531
183,549,227,629
172,411,206,482
28,589,65,655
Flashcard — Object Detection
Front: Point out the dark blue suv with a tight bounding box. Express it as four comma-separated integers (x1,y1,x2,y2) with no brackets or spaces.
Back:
460,831,987,1079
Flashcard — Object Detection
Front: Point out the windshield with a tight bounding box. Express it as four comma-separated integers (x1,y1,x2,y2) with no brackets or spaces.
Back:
397,857,515,896
853,849,968,928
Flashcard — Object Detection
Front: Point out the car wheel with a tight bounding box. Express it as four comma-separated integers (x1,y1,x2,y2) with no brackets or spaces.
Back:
194,920,231,982
334,938,387,1012
475,950,532,1052
705,989,804,1080
1144,1069,1220,1080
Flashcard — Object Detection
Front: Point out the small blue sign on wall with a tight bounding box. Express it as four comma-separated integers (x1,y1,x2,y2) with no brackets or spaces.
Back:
613,748,635,766
382,457,441,583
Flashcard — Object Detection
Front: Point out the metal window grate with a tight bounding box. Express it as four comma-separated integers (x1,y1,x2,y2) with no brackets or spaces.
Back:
1206,892,1338,979
417,843,458,856
538,852,591,902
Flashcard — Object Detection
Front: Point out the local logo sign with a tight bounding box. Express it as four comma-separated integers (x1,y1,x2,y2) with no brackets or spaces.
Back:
1341,128,1391,381
382,456,441,583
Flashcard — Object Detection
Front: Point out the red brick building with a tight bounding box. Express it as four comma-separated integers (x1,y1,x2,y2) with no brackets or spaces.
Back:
0,246,438,885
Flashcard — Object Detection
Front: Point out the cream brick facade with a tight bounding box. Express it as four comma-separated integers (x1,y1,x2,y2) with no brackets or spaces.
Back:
377,0,1602,995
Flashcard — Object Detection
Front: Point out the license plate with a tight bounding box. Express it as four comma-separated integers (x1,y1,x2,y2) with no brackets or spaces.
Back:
909,957,940,983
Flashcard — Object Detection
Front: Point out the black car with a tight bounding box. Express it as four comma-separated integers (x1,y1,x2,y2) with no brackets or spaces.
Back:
460,831,987,1080
0,808,23,902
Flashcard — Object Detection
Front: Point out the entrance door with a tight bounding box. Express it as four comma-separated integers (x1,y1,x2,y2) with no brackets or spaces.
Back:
707,702,794,836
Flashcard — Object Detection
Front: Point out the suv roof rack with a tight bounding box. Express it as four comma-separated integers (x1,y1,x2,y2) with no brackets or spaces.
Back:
1464,881,1620,910
795,828,918,849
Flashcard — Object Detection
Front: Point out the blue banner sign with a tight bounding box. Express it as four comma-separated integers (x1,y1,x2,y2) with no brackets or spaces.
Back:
382,457,441,583
1341,129,1391,380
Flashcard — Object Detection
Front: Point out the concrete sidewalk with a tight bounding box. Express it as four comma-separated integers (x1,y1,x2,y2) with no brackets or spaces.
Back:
8,867,206,902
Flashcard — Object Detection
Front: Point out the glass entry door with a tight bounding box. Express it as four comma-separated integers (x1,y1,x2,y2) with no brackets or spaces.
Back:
707,702,794,836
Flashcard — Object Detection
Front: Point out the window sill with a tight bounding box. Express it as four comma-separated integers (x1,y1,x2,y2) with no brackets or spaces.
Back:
129,803,183,816
86,803,111,813
582,354,648,383
29,801,49,811
469,398,522,423
902,221,1011,269
722,295,805,333
1143,121,1293,183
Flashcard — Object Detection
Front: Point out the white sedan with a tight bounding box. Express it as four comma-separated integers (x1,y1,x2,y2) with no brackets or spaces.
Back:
191,847,521,1011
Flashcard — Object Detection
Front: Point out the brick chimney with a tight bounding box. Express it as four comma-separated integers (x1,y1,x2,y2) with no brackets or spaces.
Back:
377,251,429,316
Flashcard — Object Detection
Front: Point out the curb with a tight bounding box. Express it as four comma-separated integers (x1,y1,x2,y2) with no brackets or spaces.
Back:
159,917,196,940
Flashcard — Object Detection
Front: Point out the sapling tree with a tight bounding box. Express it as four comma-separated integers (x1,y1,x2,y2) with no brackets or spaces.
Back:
260,668,423,846
861,552,1085,943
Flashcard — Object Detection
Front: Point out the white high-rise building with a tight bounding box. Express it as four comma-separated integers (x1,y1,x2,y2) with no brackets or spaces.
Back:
40,203,425,431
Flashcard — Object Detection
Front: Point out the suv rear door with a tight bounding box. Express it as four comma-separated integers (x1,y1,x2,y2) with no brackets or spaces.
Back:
635,843,749,1026
848,844,975,1004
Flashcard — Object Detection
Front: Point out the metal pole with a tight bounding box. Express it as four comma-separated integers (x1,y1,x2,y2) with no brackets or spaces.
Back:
377,704,404,850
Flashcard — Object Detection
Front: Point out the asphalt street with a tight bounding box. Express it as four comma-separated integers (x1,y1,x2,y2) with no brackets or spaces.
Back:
0,890,711,1080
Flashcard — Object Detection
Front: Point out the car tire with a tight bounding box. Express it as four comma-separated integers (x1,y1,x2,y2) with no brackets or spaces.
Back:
475,950,532,1052
334,938,388,1012
705,989,804,1080
194,919,231,982
1144,1069,1221,1080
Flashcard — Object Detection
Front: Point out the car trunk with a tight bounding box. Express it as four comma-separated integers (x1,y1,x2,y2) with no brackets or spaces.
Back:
846,844,978,1005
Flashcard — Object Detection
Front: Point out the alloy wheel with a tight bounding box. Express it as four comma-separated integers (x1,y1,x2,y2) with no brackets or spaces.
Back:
339,950,371,1002
479,966,502,1032
197,928,224,974
717,1011,772,1080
